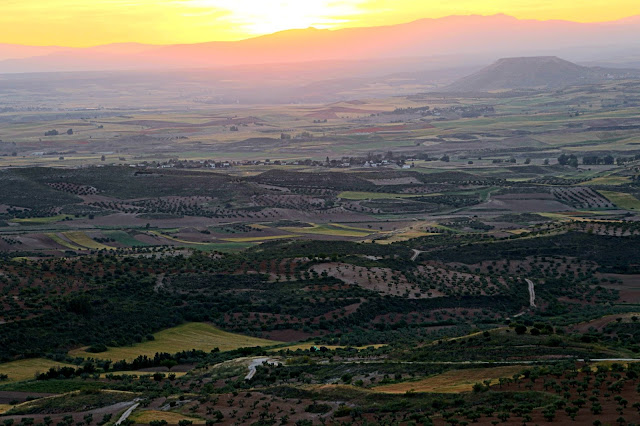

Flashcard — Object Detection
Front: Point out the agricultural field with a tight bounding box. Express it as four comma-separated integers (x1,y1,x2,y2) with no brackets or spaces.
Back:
69,323,280,361
600,190,640,210
373,365,525,393
0,359,76,382
1,80,640,425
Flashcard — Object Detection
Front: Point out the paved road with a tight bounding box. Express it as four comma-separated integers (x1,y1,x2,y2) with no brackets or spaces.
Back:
244,358,279,381
525,278,536,307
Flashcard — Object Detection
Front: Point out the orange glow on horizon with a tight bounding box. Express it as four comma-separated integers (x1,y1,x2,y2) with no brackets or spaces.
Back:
2,0,640,47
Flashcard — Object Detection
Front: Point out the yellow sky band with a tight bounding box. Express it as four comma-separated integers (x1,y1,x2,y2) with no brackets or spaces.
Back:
2,0,639,47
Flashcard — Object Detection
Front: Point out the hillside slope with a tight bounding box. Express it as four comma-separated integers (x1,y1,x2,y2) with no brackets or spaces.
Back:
446,56,640,91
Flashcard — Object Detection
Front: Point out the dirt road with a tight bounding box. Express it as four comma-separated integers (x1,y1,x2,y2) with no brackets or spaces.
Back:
525,278,536,307
410,249,425,261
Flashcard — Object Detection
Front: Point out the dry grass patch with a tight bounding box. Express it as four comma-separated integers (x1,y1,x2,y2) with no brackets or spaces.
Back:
0,358,75,382
64,232,113,250
374,366,525,393
132,410,206,424
69,323,280,361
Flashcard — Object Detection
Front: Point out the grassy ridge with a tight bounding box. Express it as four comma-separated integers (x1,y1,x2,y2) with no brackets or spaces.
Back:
69,323,280,361
0,358,76,382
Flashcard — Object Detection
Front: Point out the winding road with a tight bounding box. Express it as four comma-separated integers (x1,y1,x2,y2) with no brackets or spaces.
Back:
525,278,536,308
115,401,140,426
244,358,279,381
410,249,425,261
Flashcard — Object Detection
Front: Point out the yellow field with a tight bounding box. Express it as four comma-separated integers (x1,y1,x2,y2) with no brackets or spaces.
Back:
330,223,374,232
11,215,72,225
372,230,439,244
374,366,525,393
280,223,373,237
0,404,10,414
132,411,205,424
69,323,280,361
64,231,113,250
368,221,440,244
580,176,631,186
46,233,85,250
600,190,640,210
0,358,76,382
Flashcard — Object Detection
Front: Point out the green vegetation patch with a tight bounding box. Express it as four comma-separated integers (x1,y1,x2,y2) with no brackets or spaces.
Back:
10,215,73,225
600,190,640,210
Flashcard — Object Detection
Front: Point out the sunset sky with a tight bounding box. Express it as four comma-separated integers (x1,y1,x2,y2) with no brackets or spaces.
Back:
3,0,640,47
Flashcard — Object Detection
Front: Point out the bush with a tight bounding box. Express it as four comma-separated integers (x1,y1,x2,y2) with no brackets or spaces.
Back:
305,403,331,414
86,344,108,353
515,325,527,335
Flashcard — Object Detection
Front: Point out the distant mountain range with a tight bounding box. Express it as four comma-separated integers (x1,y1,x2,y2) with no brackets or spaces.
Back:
2,14,640,73
446,56,640,92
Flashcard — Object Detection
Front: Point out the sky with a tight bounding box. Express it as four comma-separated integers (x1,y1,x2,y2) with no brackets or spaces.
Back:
3,0,640,47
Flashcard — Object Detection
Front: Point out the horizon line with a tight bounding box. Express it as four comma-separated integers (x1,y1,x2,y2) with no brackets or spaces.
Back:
3,12,640,49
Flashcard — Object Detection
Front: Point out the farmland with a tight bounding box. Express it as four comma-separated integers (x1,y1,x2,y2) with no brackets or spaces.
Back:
373,365,525,393
0,359,76,382
600,190,640,210
69,323,280,361
1,79,640,425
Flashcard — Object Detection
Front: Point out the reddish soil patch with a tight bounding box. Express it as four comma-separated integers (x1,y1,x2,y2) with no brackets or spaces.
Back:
432,370,640,426
568,313,640,333
310,262,434,299
264,329,315,342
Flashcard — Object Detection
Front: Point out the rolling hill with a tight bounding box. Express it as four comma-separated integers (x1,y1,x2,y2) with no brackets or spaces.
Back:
446,56,640,91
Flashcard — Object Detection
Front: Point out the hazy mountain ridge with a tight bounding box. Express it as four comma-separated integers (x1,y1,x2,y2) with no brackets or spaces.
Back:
2,14,640,73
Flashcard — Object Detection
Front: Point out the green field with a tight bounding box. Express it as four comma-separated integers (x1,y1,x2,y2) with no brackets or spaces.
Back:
11,215,73,225
46,233,85,250
600,190,640,210
68,323,280,361
580,175,631,186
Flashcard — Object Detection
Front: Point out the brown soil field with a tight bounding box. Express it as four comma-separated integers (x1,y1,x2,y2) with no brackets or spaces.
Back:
568,312,640,333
